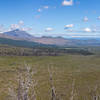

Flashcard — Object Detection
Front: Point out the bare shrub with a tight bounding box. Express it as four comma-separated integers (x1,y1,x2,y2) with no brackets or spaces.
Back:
48,66,59,100
70,79,76,100
89,85,99,100
8,64,37,100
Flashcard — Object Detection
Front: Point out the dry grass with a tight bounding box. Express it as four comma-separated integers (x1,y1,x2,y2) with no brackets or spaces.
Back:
0,55,100,100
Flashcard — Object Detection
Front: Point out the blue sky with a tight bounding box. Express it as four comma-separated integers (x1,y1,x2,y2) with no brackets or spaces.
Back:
0,0,100,38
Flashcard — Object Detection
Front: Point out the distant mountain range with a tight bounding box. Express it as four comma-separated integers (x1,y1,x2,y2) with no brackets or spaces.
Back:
0,29,100,47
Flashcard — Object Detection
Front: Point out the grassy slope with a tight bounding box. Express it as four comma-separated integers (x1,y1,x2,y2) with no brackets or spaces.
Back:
0,55,100,100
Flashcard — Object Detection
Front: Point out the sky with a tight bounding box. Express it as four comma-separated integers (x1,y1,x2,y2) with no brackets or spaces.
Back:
0,0,100,38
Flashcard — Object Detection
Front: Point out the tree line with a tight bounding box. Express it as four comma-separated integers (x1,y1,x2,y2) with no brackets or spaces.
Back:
0,45,94,56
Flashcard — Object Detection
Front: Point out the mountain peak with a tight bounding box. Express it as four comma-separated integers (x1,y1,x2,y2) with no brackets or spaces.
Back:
4,29,34,39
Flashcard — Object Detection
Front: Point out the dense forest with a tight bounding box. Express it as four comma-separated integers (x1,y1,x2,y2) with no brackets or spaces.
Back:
0,45,93,56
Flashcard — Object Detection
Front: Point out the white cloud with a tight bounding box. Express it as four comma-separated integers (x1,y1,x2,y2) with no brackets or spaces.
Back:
62,0,73,6
10,24,20,30
9,21,32,32
0,25,5,33
83,16,88,22
65,24,74,29
97,16,100,20
37,6,49,13
38,8,42,12
45,27,53,32
21,27,32,31
70,35,99,38
84,28,91,32
0,21,32,33
91,25,100,32
18,20,24,26
43,6,49,9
